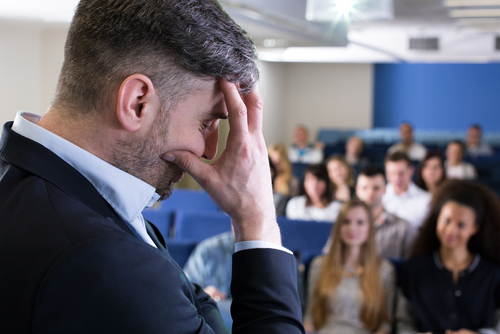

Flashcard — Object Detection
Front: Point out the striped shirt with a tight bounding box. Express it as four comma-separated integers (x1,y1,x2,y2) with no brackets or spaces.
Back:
375,211,417,259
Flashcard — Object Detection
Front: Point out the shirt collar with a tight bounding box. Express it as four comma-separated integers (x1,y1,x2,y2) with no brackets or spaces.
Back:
387,182,418,198
11,111,160,224
433,250,481,273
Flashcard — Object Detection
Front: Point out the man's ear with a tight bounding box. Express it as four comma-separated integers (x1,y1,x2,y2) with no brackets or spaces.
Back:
116,74,158,132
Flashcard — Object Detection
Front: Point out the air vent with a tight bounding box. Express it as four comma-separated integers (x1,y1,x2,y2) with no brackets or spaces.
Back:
495,36,500,50
409,37,439,51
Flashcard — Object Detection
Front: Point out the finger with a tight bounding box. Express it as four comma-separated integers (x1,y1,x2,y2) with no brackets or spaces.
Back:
242,86,264,134
161,150,212,186
219,79,248,136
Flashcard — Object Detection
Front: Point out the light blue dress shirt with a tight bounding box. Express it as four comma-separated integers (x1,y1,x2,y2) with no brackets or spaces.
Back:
11,111,291,254
12,111,159,248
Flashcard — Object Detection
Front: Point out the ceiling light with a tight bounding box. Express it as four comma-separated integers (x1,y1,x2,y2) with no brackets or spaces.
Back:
444,0,500,7
449,8,500,17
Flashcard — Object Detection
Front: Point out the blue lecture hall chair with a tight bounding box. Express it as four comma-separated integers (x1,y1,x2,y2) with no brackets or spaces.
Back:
166,240,198,268
156,189,220,213
173,210,232,242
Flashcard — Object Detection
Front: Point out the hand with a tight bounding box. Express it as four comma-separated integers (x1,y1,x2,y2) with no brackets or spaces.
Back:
165,79,280,245
445,329,478,334
203,285,227,301
303,321,315,333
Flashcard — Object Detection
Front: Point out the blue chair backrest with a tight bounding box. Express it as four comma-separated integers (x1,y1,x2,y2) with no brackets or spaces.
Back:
174,211,232,242
166,240,198,268
156,189,220,212
142,210,174,239
278,217,334,262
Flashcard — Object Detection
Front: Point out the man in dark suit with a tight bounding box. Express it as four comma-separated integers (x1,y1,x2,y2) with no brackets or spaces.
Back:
0,1,305,333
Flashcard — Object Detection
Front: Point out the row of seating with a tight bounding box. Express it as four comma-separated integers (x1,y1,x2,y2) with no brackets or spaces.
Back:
143,191,334,267
318,128,500,146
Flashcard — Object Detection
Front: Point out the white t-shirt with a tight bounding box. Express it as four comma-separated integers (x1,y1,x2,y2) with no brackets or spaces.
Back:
387,142,428,161
445,161,477,180
287,145,323,164
382,182,431,229
285,196,342,222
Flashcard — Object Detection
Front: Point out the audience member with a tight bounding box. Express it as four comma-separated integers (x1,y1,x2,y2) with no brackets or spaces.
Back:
304,199,395,334
387,122,427,161
396,180,500,334
268,143,300,197
415,151,446,194
288,125,324,164
382,152,432,228
445,140,477,180
345,136,370,174
269,156,289,216
356,166,417,259
466,124,494,159
286,164,342,221
184,232,234,328
326,154,355,202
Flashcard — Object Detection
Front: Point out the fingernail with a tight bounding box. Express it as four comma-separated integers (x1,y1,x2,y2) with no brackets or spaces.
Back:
163,153,175,162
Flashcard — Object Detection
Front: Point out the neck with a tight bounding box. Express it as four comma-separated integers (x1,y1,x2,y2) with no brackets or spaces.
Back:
426,182,436,193
37,107,115,164
343,246,361,267
310,196,325,208
297,142,308,149
394,185,409,196
449,160,461,167
439,246,473,269
345,153,358,164
372,204,384,225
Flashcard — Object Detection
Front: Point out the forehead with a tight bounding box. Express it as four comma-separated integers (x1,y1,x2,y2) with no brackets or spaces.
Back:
440,201,476,222
358,174,385,186
172,78,225,117
386,160,410,170
345,206,369,219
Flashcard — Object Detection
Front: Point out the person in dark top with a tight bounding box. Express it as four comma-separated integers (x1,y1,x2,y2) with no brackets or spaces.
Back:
396,180,500,334
415,151,446,195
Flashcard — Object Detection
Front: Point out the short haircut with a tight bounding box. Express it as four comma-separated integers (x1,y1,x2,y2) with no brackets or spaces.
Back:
358,166,386,183
53,0,258,116
385,151,411,166
469,124,482,132
448,140,465,153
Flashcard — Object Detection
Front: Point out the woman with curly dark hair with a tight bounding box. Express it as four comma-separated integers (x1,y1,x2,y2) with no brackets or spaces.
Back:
396,180,500,334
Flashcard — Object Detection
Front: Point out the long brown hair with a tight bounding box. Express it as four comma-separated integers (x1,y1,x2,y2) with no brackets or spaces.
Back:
411,179,500,266
303,164,333,207
268,143,293,196
311,199,389,331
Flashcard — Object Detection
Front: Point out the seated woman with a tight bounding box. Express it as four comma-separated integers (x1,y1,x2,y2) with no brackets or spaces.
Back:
326,154,355,202
304,199,396,334
415,151,446,194
286,164,342,222
445,140,477,180
397,180,500,334
268,143,300,198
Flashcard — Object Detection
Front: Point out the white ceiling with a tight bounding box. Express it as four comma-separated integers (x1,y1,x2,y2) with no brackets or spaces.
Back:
1,0,500,63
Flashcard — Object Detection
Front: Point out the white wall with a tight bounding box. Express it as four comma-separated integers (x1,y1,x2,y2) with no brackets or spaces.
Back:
259,61,373,145
0,21,373,147
0,20,68,126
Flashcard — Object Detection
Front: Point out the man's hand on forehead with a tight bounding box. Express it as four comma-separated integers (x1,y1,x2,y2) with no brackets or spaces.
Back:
163,79,280,245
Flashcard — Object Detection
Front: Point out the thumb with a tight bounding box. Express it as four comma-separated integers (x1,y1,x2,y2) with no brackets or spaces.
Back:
162,150,211,184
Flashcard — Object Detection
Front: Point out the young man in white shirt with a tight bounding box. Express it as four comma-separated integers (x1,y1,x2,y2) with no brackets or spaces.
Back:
382,152,432,229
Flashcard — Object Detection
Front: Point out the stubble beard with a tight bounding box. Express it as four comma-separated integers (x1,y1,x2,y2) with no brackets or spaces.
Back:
111,109,183,201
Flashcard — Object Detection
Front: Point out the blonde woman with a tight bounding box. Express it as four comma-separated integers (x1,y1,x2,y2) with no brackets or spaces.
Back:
304,199,396,334
268,143,300,197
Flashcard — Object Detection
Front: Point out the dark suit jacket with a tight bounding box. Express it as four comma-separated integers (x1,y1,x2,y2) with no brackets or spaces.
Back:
0,122,304,334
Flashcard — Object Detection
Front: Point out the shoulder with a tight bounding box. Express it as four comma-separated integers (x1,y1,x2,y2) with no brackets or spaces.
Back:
310,255,326,272
287,195,306,207
380,259,396,279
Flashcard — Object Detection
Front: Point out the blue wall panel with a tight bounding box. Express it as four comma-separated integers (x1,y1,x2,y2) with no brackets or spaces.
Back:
373,64,500,131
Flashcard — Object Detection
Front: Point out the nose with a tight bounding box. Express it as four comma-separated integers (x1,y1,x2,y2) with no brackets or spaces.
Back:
201,123,219,160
